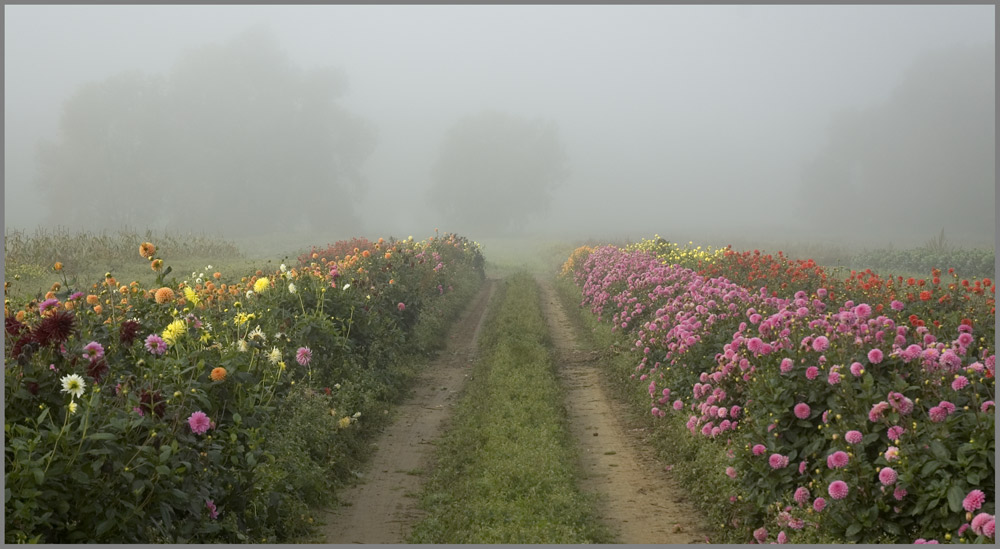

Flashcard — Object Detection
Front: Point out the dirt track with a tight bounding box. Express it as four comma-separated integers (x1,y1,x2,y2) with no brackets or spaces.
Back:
320,279,496,544
536,277,711,544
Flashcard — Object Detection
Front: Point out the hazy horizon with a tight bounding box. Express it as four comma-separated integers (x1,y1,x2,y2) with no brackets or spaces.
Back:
5,5,995,250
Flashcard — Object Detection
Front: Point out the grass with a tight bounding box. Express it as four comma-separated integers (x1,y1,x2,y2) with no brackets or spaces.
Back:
408,273,612,544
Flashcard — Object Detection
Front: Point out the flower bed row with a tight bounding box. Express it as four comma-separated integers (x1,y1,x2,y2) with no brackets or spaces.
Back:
5,233,485,543
564,242,994,544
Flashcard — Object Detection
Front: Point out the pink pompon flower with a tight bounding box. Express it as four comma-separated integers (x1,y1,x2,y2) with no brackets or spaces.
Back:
928,406,947,423
854,303,872,319
753,527,768,543
828,371,841,385
397,302,406,311
888,392,914,415
828,480,849,500
867,348,884,364
813,497,827,512
971,513,993,536
868,401,890,422
726,466,737,479
982,400,995,413
295,346,312,366
188,411,211,435
806,366,819,380
798,460,807,475
893,486,907,501
794,486,810,504
145,334,168,355
826,451,849,469
958,332,974,347
673,399,684,411
887,425,905,441
206,499,219,519
952,376,969,391
777,531,788,544
845,430,863,444
752,444,767,456
885,446,900,461
964,489,986,512
133,406,144,416
812,336,829,352
769,453,790,469
984,519,995,538
890,299,904,311
939,401,956,414
878,467,897,486
780,358,794,374
794,402,811,420
850,362,864,377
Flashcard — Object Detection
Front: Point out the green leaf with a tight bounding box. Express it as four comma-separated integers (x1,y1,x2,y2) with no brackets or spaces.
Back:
96,518,116,536
947,485,965,513
88,432,117,441
32,468,44,486
232,413,242,425
920,460,940,476
155,465,170,476
967,472,980,485
845,523,862,538
930,440,950,461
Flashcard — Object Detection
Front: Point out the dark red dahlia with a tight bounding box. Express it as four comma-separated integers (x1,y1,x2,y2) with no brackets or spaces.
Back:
5,316,27,336
33,311,75,346
139,389,166,418
87,357,109,383
119,320,142,345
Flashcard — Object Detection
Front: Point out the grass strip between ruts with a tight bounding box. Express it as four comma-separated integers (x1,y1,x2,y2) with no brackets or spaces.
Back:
408,272,612,543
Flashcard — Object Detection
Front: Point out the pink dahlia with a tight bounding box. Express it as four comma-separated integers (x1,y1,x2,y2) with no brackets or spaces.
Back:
296,346,312,366
144,334,168,355
188,411,211,435
828,480,849,500
952,376,969,391
887,425,905,441
806,366,819,380
813,497,827,512
867,348,884,364
963,489,986,512
845,430,863,444
780,358,794,373
794,402,811,419
753,527,768,543
794,486,810,504
826,451,849,469
752,444,767,456
878,467,897,486
769,453,790,469
812,336,829,352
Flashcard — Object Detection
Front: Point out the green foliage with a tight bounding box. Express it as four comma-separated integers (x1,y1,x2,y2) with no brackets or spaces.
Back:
4,232,485,543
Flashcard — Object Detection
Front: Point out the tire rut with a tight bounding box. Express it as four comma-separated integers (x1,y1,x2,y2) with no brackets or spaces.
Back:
536,276,711,544
320,278,497,544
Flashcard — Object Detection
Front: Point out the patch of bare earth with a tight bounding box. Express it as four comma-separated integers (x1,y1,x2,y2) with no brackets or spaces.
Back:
536,277,711,544
320,279,497,544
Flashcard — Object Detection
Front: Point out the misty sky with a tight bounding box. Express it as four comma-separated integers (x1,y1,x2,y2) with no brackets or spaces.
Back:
4,5,995,247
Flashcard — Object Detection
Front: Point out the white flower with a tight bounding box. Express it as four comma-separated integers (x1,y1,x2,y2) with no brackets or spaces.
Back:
68,401,78,414
206,265,213,270
60,374,86,399
288,282,297,294
246,290,254,299
342,283,351,291
334,383,341,389
195,278,203,284
248,325,266,343
199,272,204,278
352,411,361,418
237,339,249,352
280,264,287,273
268,347,282,365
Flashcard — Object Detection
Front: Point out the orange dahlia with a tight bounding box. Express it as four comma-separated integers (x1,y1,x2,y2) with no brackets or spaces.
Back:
154,287,175,304
210,367,227,382
139,242,156,259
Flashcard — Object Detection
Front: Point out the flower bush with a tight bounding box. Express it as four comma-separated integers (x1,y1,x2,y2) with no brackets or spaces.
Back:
4,232,485,543
566,240,994,544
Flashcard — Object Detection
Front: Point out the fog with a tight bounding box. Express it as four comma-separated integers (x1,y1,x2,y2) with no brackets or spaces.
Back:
4,5,995,251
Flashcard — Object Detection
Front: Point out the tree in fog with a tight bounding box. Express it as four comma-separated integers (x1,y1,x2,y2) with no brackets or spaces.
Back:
427,111,568,236
36,27,375,235
800,44,994,244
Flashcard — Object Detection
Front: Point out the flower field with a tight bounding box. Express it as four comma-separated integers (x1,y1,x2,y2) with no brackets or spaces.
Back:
4,232,485,543
563,238,994,544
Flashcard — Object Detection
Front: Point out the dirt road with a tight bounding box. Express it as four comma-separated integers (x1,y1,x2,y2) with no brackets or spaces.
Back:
536,277,711,544
320,279,496,544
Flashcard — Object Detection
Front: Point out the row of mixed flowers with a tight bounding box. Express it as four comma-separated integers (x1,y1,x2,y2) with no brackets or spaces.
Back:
567,243,994,544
